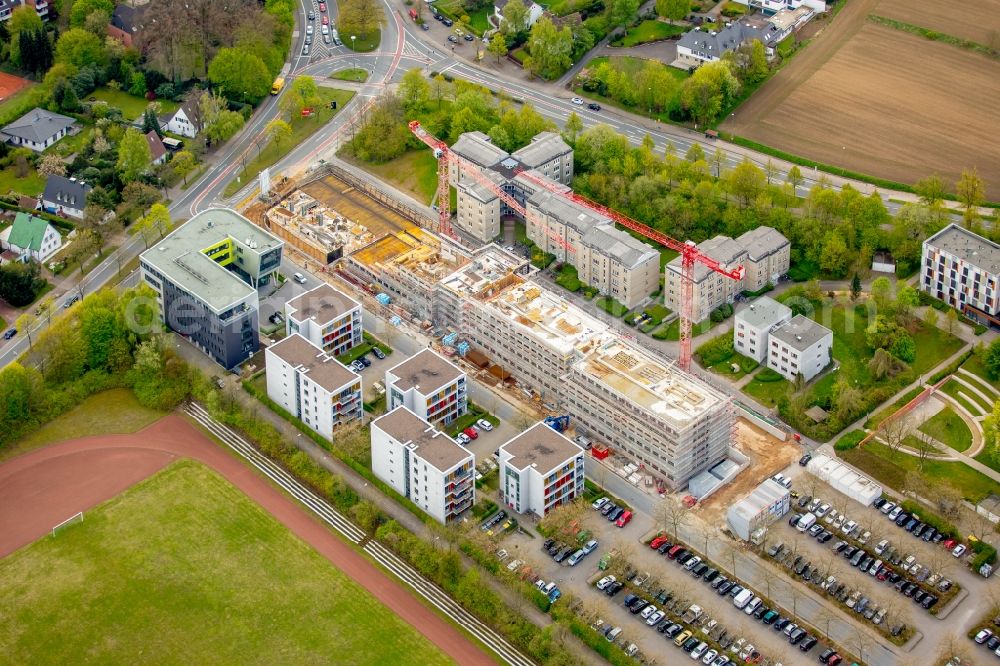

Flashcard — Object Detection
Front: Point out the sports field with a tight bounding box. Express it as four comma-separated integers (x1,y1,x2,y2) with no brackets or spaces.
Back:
723,0,1000,196
0,460,453,665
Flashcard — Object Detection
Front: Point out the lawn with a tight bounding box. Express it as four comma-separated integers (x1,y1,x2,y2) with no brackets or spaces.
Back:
939,379,984,416
445,403,499,438
0,460,452,665
574,56,689,123
343,148,440,205
0,166,46,197
842,441,998,502
554,263,582,292
960,352,1000,391
743,368,791,407
48,127,94,158
660,317,713,341
224,87,355,197
330,67,369,82
610,20,686,47
89,87,180,121
954,369,999,403
918,405,972,452
433,0,491,34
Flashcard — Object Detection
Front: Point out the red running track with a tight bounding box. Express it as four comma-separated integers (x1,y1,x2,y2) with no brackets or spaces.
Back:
0,415,494,666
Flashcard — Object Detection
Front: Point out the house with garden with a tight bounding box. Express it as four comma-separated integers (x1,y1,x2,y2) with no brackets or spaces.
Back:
0,108,77,153
40,175,92,220
146,130,168,166
676,21,773,67
159,100,202,139
731,0,825,15
0,211,62,263
493,0,544,29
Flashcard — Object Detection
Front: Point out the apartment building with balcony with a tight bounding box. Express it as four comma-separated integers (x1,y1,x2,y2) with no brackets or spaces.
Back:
385,349,467,427
922,224,1000,327
140,208,283,369
371,406,475,524
265,333,363,440
498,422,585,518
284,283,362,356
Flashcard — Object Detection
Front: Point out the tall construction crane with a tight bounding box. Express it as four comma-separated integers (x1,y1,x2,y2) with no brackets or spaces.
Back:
408,121,743,372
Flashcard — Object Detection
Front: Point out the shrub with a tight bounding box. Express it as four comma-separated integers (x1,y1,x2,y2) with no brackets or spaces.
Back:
834,430,865,451
696,335,734,367
972,540,998,569
899,500,957,539
710,302,734,322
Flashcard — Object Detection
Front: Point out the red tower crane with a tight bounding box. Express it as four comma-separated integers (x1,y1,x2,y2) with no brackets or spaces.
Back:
408,121,743,371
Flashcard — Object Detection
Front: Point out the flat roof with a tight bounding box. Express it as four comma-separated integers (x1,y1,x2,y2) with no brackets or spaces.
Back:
500,422,582,475
266,333,358,392
926,223,1000,275
489,281,607,356
735,296,791,329
575,338,726,423
770,314,832,351
387,348,464,395
438,245,528,298
286,283,360,325
373,406,471,473
141,208,281,312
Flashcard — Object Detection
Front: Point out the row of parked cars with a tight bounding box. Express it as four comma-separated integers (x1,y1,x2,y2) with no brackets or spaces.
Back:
872,497,966,554
542,536,599,567
974,628,1000,659
592,496,633,527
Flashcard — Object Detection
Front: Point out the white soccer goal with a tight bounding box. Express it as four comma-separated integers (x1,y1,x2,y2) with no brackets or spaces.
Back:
51,512,84,537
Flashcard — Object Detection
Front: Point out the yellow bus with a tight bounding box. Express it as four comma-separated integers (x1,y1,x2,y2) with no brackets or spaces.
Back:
270,77,285,95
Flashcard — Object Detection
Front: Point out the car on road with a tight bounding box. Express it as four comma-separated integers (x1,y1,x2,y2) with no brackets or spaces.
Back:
463,33,474,40
587,102,601,111
318,1,326,9
571,97,584,105
293,272,307,284
64,294,81,308
442,17,453,25
308,9,315,19
322,14,329,24
3,328,16,340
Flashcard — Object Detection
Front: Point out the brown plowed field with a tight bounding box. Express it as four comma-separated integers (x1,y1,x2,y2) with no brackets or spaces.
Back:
875,0,1000,46
0,416,494,666
725,22,1000,196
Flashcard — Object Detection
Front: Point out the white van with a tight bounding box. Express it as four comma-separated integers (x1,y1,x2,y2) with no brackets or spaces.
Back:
733,588,754,609
796,512,817,532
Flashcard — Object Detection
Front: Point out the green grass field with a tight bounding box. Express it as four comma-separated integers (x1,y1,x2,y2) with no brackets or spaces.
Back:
0,460,452,665
610,20,686,47
224,88,355,197
342,149,439,205
89,87,180,121
918,406,972,452
0,166,46,197
330,67,369,82
3,389,164,462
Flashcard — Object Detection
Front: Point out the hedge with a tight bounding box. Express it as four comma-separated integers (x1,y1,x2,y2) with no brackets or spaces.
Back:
972,540,998,569
929,349,974,384
899,500,958,539
755,368,785,382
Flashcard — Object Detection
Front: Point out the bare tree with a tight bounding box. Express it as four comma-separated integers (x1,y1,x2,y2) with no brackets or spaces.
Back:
880,416,911,454
851,628,875,665
933,631,975,666
913,431,938,469
814,608,835,640
658,498,691,541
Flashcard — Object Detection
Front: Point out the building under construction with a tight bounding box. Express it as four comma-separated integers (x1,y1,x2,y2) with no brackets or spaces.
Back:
264,190,378,266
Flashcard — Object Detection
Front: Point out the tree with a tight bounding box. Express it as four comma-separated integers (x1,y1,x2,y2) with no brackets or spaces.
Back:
725,159,765,208
208,47,271,103
9,6,43,68
608,0,640,34
656,0,689,20
339,0,386,39
851,273,862,301
265,119,292,149
398,68,430,111
870,276,892,312
200,91,245,144
868,347,906,380
487,32,508,63
653,498,689,540
985,339,1000,380
914,174,947,206
346,92,410,163
55,28,107,69
956,167,984,228
786,164,803,192
143,203,172,240
923,306,939,330
680,60,740,126
142,108,162,137
291,75,321,111
562,111,583,146
70,0,114,27
895,283,918,324
913,431,937,469
171,150,197,186
946,308,958,335
117,128,153,183
15,312,37,348
0,261,45,308
430,74,452,109
525,17,573,80
501,0,529,34
37,153,66,178
685,142,705,163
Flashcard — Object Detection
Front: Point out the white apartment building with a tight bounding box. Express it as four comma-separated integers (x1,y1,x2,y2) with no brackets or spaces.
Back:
766,314,832,381
922,224,1000,327
385,349,468,427
498,422,585,518
285,283,362,357
730,0,825,14
265,333,363,439
371,406,475,524
727,479,791,541
666,227,790,321
733,296,792,363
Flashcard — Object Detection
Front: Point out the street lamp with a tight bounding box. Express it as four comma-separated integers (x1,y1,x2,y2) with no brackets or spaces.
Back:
351,35,357,79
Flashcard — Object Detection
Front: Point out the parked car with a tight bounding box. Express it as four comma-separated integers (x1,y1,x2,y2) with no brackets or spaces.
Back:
476,418,493,431
372,347,387,360
952,544,967,557
463,427,478,440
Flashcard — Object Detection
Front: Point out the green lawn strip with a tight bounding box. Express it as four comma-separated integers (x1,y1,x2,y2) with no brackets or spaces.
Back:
954,370,999,403
975,451,1000,475
842,441,998,502
224,88,355,197
917,406,972,453
341,148,439,205
0,315,5,330
335,332,393,365
445,403,499,438
0,83,45,126
89,87,180,120
610,20,686,47
554,263,582,292
742,369,791,407
3,388,163,462
661,317,712,341
958,353,1000,391
434,0,491,34
942,378,991,414
938,381,983,417
330,68,369,82
659,249,679,269
864,386,923,429
0,460,451,665
643,303,670,325
0,166,46,197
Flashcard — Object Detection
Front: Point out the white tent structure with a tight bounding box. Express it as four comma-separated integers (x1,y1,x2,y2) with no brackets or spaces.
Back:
806,454,882,506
